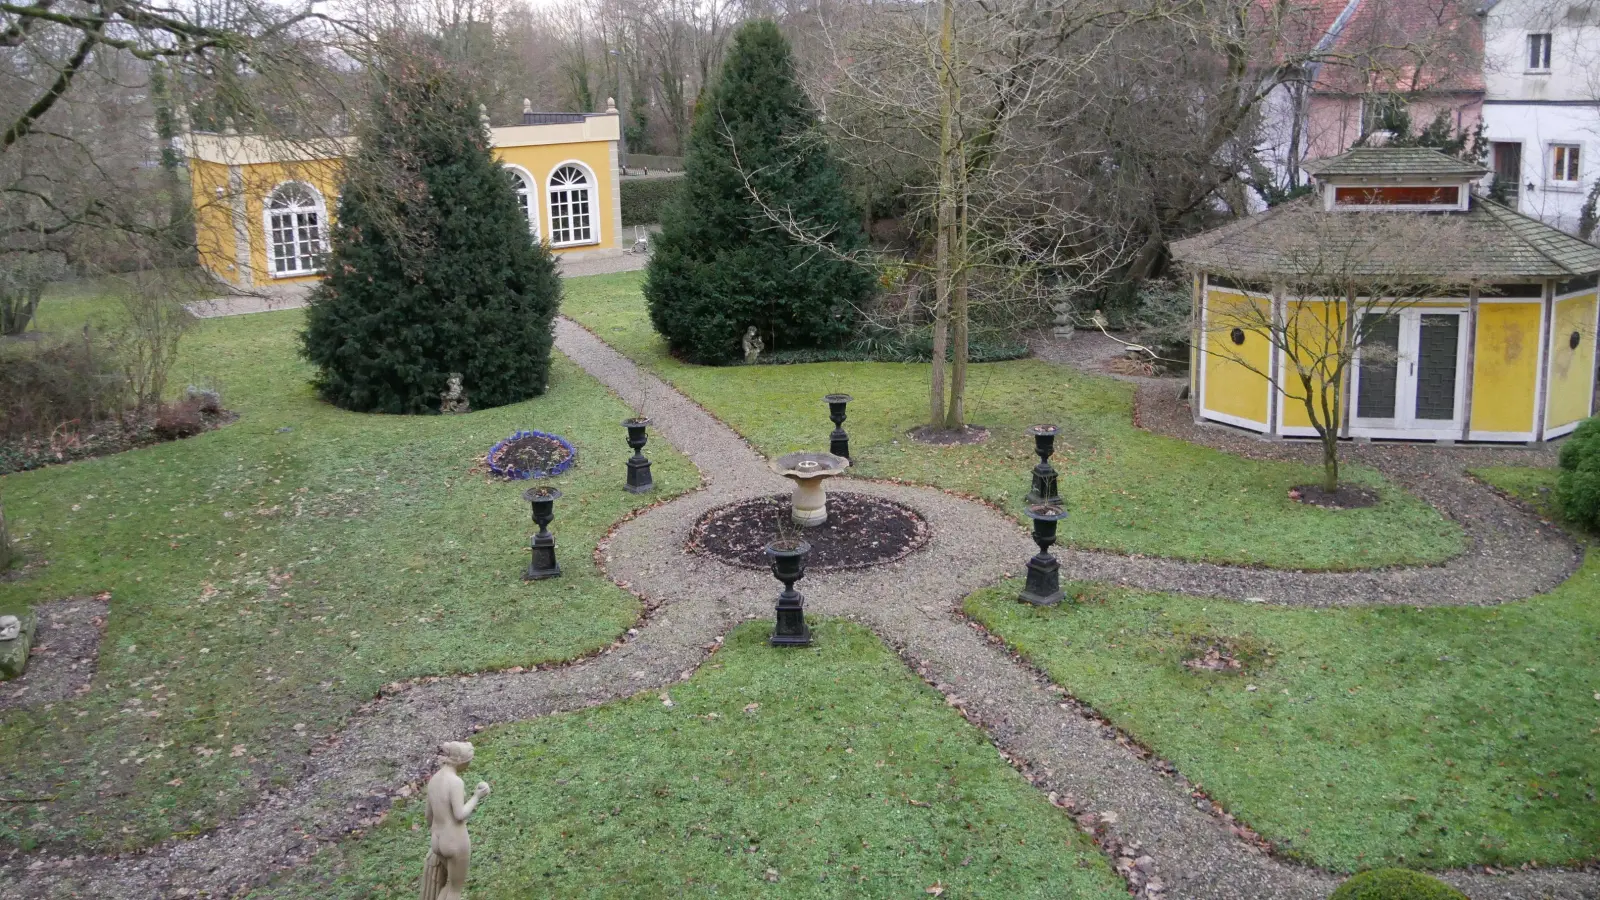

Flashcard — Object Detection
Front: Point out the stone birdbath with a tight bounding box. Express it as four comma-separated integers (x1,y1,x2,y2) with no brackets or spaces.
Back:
770,451,850,527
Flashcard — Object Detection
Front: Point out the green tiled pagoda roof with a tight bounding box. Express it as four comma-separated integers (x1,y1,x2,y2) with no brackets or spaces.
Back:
1301,147,1489,178
1172,195,1600,280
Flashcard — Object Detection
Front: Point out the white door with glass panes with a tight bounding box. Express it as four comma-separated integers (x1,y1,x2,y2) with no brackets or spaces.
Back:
1350,309,1469,438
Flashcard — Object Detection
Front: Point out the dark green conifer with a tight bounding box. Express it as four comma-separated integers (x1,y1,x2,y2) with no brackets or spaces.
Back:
301,41,560,413
645,20,874,365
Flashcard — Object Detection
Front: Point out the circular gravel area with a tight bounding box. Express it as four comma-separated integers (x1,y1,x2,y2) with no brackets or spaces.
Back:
687,492,932,571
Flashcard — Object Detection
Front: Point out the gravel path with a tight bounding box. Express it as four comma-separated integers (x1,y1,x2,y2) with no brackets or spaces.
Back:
1,318,1593,899
1030,330,1582,607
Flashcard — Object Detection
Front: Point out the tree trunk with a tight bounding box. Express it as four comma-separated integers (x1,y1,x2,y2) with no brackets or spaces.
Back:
928,0,957,429
1321,433,1339,493
945,171,970,430
0,501,11,571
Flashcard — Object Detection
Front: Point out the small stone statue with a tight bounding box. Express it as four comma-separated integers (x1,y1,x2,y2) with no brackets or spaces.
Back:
421,741,491,900
0,616,18,641
742,326,764,365
440,374,470,415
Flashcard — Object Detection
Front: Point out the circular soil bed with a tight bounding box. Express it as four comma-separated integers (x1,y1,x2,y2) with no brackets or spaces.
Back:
689,492,932,572
1289,484,1378,510
907,424,990,446
487,430,576,480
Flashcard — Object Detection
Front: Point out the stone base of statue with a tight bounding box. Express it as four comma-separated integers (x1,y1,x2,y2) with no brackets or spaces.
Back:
1019,553,1063,606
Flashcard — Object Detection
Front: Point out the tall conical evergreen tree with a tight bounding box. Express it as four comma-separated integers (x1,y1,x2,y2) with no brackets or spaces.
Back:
301,42,561,413
645,20,874,365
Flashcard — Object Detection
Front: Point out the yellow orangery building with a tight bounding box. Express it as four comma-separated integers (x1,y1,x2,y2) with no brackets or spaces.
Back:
188,102,623,290
1174,147,1600,443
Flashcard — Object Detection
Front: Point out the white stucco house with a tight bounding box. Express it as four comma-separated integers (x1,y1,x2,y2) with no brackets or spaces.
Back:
1478,0,1599,233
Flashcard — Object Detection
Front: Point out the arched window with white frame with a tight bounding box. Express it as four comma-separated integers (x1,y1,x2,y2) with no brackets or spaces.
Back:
547,163,598,247
264,182,327,276
505,165,540,240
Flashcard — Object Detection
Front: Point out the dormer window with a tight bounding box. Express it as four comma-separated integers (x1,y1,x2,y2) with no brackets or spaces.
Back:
1331,184,1464,208
1528,33,1552,70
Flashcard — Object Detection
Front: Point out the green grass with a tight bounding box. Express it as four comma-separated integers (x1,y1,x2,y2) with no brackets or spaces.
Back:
963,465,1599,872
0,291,697,852
250,621,1127,900
564,272,1464,570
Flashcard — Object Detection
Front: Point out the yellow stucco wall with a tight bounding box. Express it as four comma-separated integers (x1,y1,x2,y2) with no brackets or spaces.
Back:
189,159,234,283
1471,301,1542,435
1201,288,1271,427
495,141,618,252
1546,292,1598,431
190,140,616,288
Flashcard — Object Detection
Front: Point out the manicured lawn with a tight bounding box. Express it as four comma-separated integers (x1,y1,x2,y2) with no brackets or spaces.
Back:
250,621,1128,900
0,293,697,852
564,272,1464,570
964,466,1599,873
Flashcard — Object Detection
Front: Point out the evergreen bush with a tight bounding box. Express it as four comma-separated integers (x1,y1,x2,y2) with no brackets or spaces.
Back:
621,176,684,226
1556,416,1600,529
1328,868,1468,900
644,20,875,365
301,41,561,413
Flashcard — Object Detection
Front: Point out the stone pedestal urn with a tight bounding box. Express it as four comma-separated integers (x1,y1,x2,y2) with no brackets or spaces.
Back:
770,451,850,527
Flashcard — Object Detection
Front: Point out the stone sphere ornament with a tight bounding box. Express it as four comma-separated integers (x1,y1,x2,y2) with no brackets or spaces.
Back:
770,451,850,527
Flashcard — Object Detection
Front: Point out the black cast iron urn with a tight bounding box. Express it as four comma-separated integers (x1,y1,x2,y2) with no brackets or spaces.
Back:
824,394,853,461
1019,502,1067,606
765,539,813,647
523,486,563,580
1026,424,1061,505
623,417,654,493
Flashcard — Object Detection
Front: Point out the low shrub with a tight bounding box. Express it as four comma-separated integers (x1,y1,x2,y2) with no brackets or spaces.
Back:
153,398,206,440
1328,868,1468,900
1556,416,1600,529
0,330,126,441
620,176,684,227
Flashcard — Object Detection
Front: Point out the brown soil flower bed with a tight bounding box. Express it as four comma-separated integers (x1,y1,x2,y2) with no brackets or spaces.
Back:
688,492,932,571
0,407,235,476
907,424,990,446
1289,484,1379,510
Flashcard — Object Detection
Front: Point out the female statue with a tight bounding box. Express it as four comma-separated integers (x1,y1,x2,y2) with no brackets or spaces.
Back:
420,741,491,900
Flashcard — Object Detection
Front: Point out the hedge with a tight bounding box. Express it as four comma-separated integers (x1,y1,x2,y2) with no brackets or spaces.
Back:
621,176,684,227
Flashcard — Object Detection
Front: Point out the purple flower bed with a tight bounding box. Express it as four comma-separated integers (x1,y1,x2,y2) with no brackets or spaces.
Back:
486,430,577,480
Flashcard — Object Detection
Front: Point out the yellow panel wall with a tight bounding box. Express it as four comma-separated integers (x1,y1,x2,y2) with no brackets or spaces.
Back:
190,160,235,283
1277,298,1349,431
1471,301,1542,436
1201,288,1271,427
1546,292,1598,431
493,141,619,253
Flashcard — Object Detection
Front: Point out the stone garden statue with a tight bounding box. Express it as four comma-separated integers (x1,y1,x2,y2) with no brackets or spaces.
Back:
0,616,18,641
420,741,491,900
742,326,764,364
439,374,471,415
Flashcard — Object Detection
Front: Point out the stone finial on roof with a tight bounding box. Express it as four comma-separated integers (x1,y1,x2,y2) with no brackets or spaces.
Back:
222,116,237,135
606,96,617,113
523,98,532,115
478,104,490,128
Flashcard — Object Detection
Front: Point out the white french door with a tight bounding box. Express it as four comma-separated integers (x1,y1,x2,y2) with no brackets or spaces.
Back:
1350,309,1469,438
